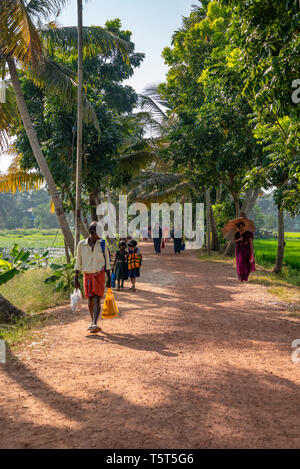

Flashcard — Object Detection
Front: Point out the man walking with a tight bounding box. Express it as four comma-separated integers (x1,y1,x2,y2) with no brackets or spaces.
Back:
152,223,162,254
75,222,111,333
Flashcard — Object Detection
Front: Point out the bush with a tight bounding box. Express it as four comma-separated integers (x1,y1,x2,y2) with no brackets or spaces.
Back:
213,201,236,246
0,268,68,313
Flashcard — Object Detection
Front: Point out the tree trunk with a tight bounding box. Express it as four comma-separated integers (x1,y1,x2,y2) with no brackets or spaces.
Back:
83,215,89,231
6,57,74,256
205,188,211,255
0,293,24,323
234,197,240,218
241,188,260,218
216,183,222,204
224,191,240,256
73,211,89,238
240,189,254,216
79,216,89,238
89,191,98,221
210,205,220,251
246,189,260,218
74,0,84,251
64,238,71,264
274,207,285,274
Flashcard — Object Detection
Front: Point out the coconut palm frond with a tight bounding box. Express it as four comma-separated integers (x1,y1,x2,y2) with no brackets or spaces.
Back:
0,81,19,151
140,85,171,110
139,85,175,137
0,170,44,193
119,151,158,174
139,90,169,121
146,135,169,150
121,138,152,155
28,57,100,132
0,0,44,66
136,181,193,203
118,111,153,131
129,172,184,198
25,0,68,21
41,25,130,63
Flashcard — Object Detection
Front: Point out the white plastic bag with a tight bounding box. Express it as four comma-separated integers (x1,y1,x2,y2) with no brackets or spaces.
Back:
70,289,82,312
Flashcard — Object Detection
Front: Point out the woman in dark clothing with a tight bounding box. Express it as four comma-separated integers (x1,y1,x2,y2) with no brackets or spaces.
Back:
234,222,255,282
112,241,128,291
153,223,162,254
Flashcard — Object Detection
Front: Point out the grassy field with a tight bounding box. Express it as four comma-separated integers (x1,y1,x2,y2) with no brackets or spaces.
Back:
0,228,65,250
254,232,300,270
0,268,68,345
0,268,68,313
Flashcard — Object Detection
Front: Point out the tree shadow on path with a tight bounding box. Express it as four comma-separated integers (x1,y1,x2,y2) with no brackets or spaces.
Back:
86,331,178,357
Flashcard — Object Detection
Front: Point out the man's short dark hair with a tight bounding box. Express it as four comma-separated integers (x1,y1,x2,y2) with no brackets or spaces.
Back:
89,222,98,233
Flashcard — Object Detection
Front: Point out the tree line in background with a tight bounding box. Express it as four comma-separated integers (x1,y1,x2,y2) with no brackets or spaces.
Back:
0,189,60,229
1,189,300,235
0,0,299,281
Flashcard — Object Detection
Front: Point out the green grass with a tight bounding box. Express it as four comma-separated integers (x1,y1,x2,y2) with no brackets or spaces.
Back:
0,228,65,250
284,232,300,239
254,238,300,270
0,268,69,346
0,314,49,347
0,268,68,313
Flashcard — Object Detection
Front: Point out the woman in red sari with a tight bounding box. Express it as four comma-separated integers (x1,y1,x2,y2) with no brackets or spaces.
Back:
234,221,255,282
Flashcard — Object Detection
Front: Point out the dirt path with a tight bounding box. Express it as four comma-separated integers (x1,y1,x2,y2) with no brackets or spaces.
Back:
1,241,300,449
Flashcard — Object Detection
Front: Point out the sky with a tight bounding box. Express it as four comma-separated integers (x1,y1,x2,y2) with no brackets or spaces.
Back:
0,0,195,172
57,0,195,93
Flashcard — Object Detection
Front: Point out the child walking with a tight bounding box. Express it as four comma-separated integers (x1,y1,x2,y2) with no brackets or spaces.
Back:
127,240,142,292
112,241,128,291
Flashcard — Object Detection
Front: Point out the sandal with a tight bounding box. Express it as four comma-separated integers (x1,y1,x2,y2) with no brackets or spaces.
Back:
90,325,102,334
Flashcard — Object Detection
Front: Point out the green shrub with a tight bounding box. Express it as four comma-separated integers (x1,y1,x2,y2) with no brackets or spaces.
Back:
0,269,68,313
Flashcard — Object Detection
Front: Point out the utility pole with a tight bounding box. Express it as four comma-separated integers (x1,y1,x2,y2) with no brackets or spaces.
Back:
75,0,83,250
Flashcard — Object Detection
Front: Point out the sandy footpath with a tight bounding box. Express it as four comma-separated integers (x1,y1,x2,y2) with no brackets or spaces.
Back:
0,241,300,449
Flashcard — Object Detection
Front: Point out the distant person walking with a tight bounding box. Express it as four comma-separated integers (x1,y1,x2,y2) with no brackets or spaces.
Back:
75,222,111,333
171,225,183,254
152,223,162,254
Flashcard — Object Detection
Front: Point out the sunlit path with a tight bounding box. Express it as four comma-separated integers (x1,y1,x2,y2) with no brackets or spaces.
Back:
1,241,299,449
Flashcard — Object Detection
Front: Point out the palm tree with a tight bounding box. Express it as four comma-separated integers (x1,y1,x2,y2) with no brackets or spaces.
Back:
0,0,80,254
0,169,43,193
0,0,130,255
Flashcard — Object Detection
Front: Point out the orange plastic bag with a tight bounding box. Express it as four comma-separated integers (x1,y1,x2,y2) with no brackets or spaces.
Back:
102,288,119,319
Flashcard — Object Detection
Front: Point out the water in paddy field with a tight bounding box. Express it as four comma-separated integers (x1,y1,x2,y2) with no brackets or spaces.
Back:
0,247,66,260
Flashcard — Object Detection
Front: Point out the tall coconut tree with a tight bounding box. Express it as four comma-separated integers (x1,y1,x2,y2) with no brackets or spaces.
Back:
0,0,130,255
0,0,130,321
0,0,83,254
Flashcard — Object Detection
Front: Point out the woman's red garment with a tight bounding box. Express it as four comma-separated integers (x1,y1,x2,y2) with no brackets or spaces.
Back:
83,270,105,298
235,230,256,282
